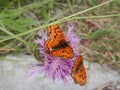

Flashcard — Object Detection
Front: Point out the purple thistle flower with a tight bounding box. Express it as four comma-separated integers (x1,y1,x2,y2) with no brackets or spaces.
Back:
28,24,81,83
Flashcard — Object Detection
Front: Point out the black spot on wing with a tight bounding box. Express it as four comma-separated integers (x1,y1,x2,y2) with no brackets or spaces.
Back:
54,35,56,38
49,31,51,34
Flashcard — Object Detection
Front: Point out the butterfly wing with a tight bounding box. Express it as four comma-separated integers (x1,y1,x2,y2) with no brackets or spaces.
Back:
48,24,66,41
44,24,74,59
45,24,66,53
71,55,86,85
50,45,73,59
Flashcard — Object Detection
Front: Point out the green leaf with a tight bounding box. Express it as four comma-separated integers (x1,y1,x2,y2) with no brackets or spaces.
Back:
0,0,11,8
91,29,110,39
40,8,49,20
0,9,24,19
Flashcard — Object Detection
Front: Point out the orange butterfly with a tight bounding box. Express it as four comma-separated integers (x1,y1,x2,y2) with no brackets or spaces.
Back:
44,24,74,60
71,55,86,86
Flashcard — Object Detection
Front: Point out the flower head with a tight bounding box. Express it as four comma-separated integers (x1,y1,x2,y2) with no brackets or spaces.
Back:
28,24,81,83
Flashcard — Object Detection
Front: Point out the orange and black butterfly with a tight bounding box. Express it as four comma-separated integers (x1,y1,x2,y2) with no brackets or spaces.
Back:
71,55,86,86
44,24,74,60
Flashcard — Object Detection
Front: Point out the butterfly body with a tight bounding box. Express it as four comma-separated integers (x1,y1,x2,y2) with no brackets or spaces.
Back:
50,41,69,51
73,59,83,74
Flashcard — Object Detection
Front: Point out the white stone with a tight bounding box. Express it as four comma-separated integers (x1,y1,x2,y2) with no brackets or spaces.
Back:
0,54,120,90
